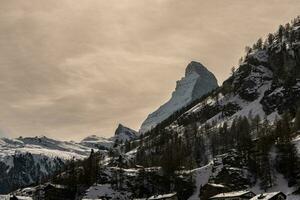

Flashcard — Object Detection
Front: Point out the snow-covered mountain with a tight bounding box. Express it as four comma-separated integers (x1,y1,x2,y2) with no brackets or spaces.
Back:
140,61,218,133
0,124,137,194
0,136,91,162
0,136,92,193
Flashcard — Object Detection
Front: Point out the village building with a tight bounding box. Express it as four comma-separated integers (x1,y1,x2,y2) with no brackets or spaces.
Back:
147,193,178,200
133,192,177,200
0,195,32,200
32,183,73,200
249,192,286,200
200,183,230,200
209,190,256,200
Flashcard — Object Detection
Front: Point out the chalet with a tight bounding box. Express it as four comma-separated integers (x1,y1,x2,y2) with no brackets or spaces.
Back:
148,193,178,200
10,196,18,200
200,183,230,200
209,190,256,200
33,183,73,200
11,196,32,200
43,183,74,200
0,195,32,200
249,192,286,200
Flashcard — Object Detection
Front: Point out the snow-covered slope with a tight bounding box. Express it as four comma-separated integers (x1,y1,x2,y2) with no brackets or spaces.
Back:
0,123,138,194
174,33,300,130
0,136,91,161
179,61,275,128
0,136,93,194
140,61,218,133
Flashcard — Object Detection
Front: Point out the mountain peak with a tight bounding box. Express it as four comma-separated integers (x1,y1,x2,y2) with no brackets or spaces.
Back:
114,124,138,142
140,61,218,133
115,124,126,135
185,61,208,76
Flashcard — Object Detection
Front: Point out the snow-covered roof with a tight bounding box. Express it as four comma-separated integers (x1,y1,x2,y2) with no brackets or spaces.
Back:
0,196,33,200
210,190,253,199
250,192,285,200
45,183,68,189
148,193,177,200
207,183,226,188
82,199,102,200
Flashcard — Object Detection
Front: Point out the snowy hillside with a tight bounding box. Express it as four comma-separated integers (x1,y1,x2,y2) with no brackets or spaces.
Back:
0,136,91,159
179,60,276,128
140,61,218,133
0,124,137,194
0,136,93,193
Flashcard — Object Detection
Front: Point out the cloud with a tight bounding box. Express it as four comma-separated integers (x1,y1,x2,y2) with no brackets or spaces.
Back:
0,0,299,140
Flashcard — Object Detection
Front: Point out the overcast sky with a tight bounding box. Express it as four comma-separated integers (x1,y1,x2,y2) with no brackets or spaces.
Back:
0,0,299,141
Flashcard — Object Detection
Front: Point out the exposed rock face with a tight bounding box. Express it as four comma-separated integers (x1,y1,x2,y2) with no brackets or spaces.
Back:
114,124,138,143
139,61,218,133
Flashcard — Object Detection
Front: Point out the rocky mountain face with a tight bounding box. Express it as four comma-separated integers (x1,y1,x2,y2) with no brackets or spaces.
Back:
139,61,218,133
114,124,138,143
173,22,300,130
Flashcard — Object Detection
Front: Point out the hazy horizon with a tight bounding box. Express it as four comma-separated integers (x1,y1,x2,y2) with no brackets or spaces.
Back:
0,0,299,141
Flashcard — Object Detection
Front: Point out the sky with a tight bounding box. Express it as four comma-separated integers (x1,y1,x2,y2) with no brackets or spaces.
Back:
0,0,299,141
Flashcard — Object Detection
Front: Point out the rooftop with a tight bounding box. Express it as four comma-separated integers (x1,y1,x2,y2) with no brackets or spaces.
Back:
148,193,177,200
250,192,285,200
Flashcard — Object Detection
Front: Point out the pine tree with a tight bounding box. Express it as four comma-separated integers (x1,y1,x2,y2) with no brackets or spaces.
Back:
251,114,261,136
275,113,300,187
295,108,300,131
255,38,263,50
278,25,285,40
245,46,252,55
267,33,275,46
280,113,292,143
257,136,274,191
231,67,236,76
83,149,98,185
237,117,253,163
276,142,300,187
